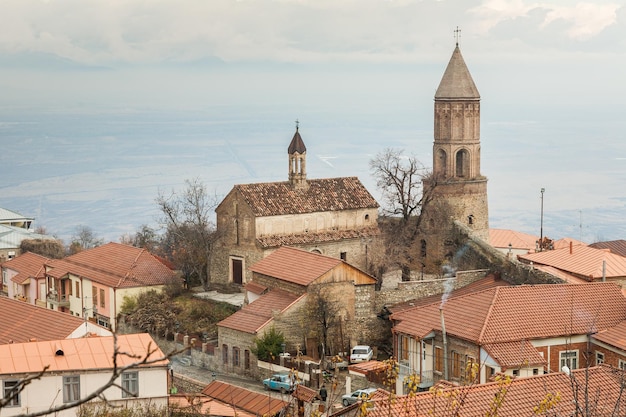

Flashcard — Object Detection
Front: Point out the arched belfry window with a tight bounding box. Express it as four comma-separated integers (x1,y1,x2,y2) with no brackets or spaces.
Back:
456,149,470,177
436,149,447,177
468,214,475,225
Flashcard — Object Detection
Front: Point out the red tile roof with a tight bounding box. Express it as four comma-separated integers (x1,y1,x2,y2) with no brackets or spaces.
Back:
217,288,303,334
293,384,318,402
257,225,380,248
2,252,48,284
592,320,626,351
250,246,342,287
367,365,626,417
0,297,100,344
0,333,168,374
228,177,379,217
392,283,626,344
482,340,546,368
518,245,626,280
201,380,287,416
46,242,175,289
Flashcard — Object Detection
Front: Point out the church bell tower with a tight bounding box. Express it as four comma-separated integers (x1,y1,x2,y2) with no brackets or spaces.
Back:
427,39,489,256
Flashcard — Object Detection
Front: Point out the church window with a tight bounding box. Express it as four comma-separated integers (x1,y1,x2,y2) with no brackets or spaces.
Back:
468,215,474,225
436,149,447,176
365,214,370,221
340,252,347,261
455,149,470,177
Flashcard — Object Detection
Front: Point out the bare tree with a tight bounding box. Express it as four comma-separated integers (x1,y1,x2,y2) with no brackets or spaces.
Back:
156,178,220,290
370,148,439,281
68,225,104,255
302,283,350,367
119,224,162,253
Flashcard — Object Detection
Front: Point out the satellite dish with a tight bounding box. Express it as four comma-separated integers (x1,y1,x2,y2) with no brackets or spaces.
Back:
561,365,570,375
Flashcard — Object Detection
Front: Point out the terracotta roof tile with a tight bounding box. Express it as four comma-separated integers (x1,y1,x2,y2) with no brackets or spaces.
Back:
231,177,378,217
293,384,318,402
201,380,287,416
519,245,626,280
0,297,103,344
217,289,303,334
250,246,343,287
592,320,626,351
46,242,174,288
367,365,626,417
244,281,267,295
482,340,546,368
2,252,48,284
257,225,380,248
392,283,626,344
169,394,255,417
0,333,167,375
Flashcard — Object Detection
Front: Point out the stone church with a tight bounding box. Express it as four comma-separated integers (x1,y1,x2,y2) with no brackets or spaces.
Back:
422,42,490,265
211,126,380,285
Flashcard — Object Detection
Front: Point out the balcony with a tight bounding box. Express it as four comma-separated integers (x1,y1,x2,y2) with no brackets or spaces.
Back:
47,291,70,307
399,361,435,391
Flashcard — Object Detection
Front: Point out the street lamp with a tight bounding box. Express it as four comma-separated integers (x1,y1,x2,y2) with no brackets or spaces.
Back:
539,187,546,252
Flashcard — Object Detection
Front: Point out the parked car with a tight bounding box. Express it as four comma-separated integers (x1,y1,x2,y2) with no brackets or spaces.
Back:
262,372,299,393
350,345,373,363
342,388,377,406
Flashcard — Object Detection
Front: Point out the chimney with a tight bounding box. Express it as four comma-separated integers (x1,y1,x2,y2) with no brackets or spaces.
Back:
570,241,573,254
440,307,449,381
55,343,64,356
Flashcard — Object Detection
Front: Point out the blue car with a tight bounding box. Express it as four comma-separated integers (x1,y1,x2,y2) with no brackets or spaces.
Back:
263,373,299,393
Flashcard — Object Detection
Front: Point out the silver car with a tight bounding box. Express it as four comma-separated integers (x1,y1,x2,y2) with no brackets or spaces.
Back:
342,388,377,407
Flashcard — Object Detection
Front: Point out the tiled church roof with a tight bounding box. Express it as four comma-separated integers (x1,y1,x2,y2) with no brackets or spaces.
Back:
233,177,379,217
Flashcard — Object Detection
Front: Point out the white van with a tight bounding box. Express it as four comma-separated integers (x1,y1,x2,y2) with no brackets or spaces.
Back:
350,345,373,363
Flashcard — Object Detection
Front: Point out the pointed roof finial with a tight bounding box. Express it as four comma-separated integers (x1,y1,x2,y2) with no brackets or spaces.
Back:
454,26,461,47
295,119,299,131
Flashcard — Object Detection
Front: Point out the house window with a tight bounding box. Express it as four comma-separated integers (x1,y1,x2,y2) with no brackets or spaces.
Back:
596,351,605,365
75,281,80,298
3,380,20,407
92,287,98,308
233,347,240,367
560,350,578,370
512,369,519,376
451,351,462,378
69,280,72,296
465,356,477,381
365,214,370,221
244,350,250,370
619,360,626,370
222,344,228,365
63,375,80,403
100,288,105,308
122,372,139,398
533,368,539,375
434,346,443,373
340,252,347,261
399,336,409,361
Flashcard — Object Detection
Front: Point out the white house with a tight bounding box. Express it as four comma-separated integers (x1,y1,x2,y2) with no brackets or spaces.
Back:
0,333,169,416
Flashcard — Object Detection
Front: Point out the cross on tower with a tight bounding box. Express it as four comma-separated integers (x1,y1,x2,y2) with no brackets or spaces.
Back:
295,119,299,130
454,26,461,46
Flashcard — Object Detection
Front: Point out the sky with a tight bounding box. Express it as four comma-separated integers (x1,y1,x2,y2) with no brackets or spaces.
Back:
0,0,625,244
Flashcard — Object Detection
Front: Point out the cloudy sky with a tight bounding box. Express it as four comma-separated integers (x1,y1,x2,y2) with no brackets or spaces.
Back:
0,0,624,111
0,0,625,243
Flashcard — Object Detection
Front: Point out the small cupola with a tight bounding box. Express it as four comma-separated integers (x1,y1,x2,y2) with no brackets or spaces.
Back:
288,120,308,190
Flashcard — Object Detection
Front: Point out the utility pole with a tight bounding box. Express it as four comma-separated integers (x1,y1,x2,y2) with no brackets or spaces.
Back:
539,187,546,252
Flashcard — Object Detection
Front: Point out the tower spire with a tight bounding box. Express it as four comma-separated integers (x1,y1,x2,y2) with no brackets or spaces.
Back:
288,121,307,190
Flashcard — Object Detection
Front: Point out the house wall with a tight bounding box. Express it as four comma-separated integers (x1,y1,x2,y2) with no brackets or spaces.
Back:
591,341,626,368
532,335,589,372
218,326,260,379
0,367,168,417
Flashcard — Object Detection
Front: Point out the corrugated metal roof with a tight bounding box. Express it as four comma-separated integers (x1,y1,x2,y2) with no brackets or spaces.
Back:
519,245,626,280
201,380,287,416
590,240,626,258
489,228,538,251
0,333,168,374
